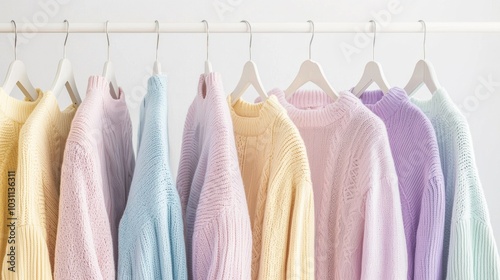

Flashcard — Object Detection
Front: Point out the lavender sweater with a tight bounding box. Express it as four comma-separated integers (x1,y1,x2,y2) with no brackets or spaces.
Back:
177,73,252,279
360,88,446,280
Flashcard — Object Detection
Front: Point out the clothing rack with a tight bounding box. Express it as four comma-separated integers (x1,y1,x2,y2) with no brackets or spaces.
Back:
0,22,500,33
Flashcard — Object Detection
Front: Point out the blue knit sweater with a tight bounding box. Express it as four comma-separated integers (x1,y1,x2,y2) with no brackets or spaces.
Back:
412,88,500,279
118,75,187,280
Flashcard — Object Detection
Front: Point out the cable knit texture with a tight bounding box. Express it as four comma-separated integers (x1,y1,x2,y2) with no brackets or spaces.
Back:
118,75,187,280
177,73,252,279
55,76,134,279
267,88,407,280
360,88,445,280
412,88,500,280
1,90,76,280
0,88,41,275
228,95,314,280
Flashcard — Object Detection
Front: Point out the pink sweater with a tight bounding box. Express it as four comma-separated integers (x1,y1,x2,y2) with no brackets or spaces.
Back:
55,76,135,279
176,73,252,279
268,89,408,279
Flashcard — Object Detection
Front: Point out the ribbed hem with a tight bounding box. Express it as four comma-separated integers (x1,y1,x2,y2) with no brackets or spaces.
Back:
228,94,284,136
268,88,360,127
358,87,408,121
410,88,456,119
0,87,42,124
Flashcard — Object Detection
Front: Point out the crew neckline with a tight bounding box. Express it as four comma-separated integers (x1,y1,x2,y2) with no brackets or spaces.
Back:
410,87,453,117
358,87,408,121
197,72,222,101
42,90,78,135
0,87,42,124
268,88,360,127
87,75,126,104
145,74,167,103
228,94,284,136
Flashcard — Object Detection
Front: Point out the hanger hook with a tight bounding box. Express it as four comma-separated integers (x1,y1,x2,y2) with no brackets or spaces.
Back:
201,20,209,61
419,20,426,60
370,20,376,61
155,20,160,61
63,19,69,59
241,20,252,61
105,20,110,61
307,20,314,60
11,20,17,60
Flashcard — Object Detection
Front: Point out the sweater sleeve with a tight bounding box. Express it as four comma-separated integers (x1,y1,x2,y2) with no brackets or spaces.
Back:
2,225,53,279
361,175,407,279
192,206,252,279
2,135,53,279
414,175,446,280
286,180,315,280
118,206,188,280
54,142,115,280
360,130,407,279
445,119,500,279
447,219,500,279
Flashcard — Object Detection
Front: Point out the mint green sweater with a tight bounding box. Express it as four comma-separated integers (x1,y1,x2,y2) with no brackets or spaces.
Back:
412,88,500,279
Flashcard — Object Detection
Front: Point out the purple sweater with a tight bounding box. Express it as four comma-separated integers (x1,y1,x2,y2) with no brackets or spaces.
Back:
360,88,446,280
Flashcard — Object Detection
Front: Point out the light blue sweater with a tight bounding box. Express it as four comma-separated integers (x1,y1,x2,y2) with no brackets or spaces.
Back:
118,75,187,280
412,88,500,280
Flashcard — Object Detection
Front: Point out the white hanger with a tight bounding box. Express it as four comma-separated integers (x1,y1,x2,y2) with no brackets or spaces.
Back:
50,20,82,105
102,21,119,99
352,20,390,97
285,20,338,100
230,20,268,105
1,20,37,101
201,20,212,74
153,20,161,75
404,20,440,96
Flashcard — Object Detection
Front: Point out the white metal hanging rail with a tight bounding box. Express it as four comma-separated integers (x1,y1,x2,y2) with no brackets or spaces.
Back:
0,22,500,33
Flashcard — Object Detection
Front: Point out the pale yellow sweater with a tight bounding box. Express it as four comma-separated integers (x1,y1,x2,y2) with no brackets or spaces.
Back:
0,88,41,275
228,95,315,280
2,90,77,280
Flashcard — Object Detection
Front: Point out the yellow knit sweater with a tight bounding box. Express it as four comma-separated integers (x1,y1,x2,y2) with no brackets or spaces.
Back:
2,90,77,280
0,88,42,275
228,95,315,280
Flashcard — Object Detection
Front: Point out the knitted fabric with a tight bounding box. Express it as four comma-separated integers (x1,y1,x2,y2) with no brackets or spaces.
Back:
118,75,187,280
268,88,407,279
177,73,252,279
0,88,41,275
3,90,76,280
55,76,134,279
360,87,445,280
229,94,315,280
412,88,500,279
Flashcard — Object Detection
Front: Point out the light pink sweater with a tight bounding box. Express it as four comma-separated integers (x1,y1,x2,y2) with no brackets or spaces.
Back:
55,76,135,279
268,89,408,279
176,73,252,279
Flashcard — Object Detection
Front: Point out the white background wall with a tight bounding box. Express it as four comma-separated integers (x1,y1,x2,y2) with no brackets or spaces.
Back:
1,0,499,244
